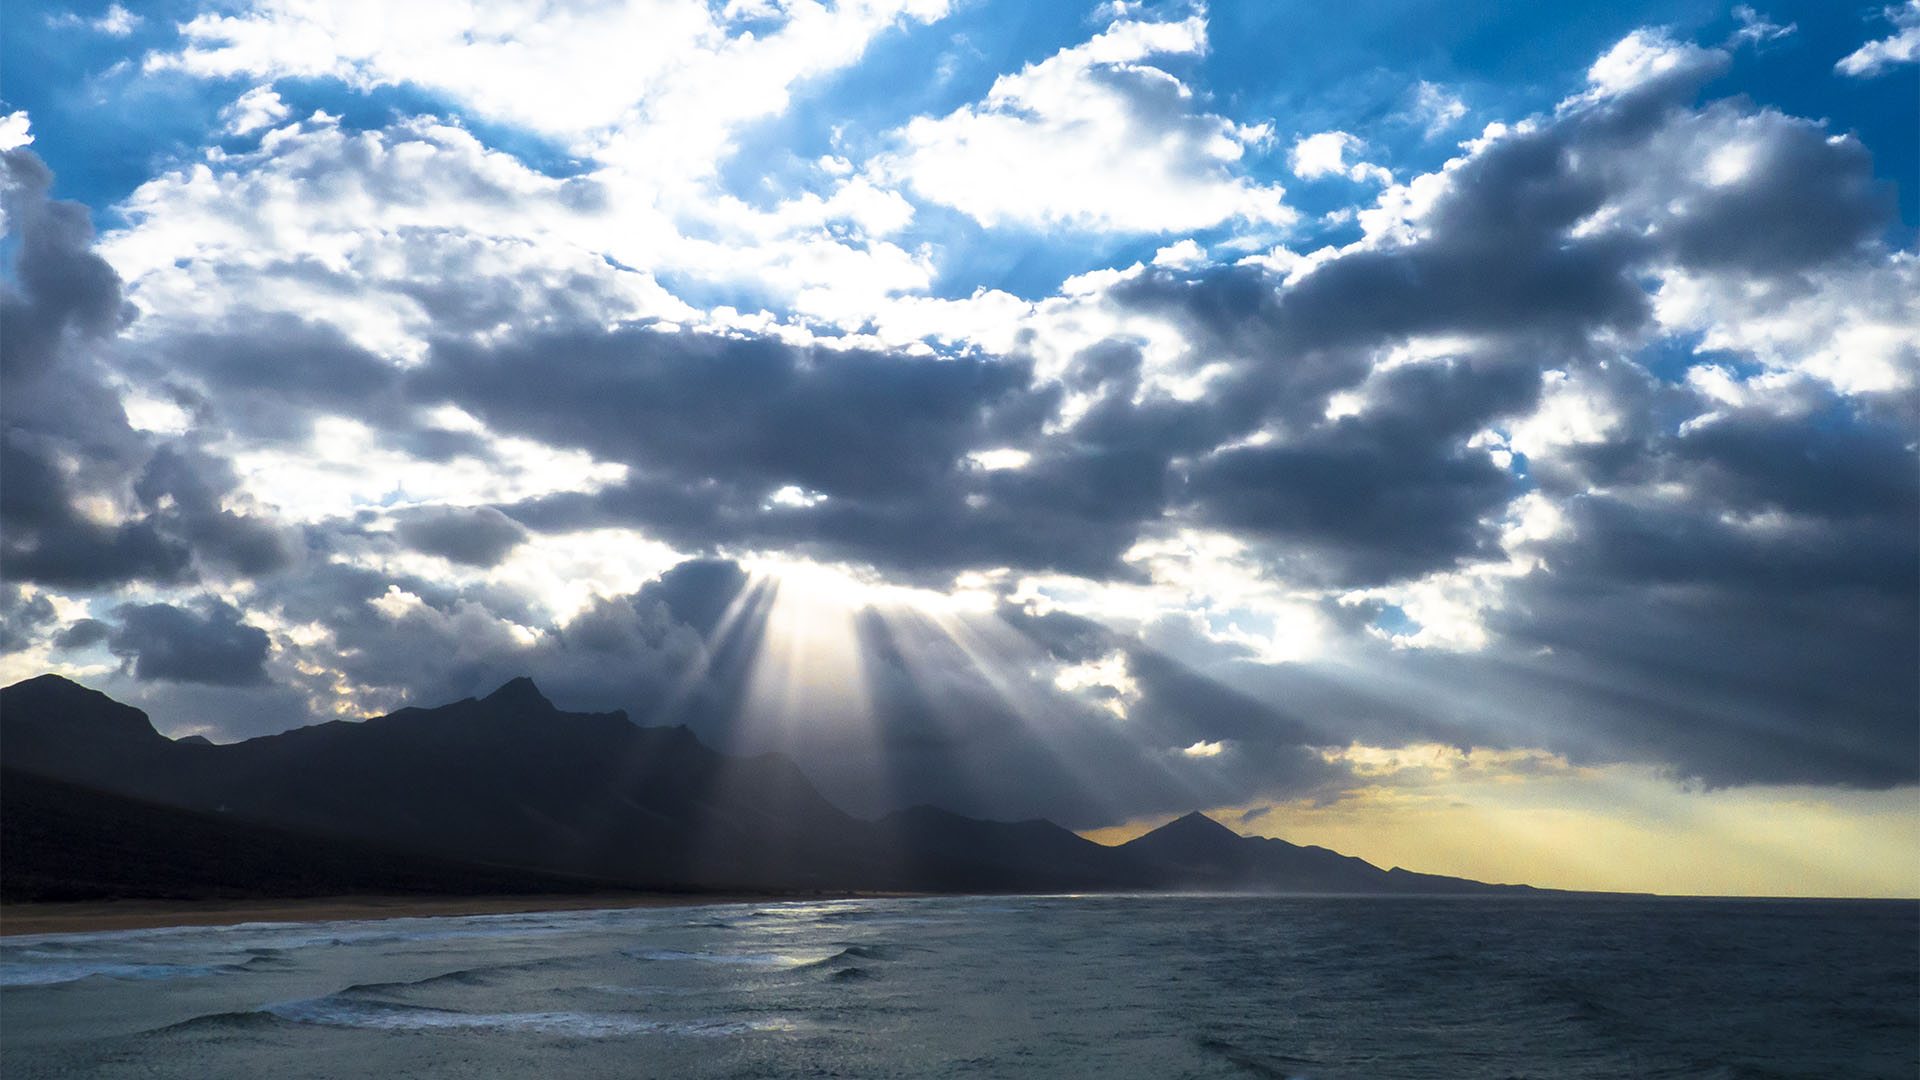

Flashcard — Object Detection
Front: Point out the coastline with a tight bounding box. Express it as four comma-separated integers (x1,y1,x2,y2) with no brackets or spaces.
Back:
0,891,913,937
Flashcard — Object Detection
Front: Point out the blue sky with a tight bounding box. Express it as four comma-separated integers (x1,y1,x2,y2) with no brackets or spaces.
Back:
3,0,1916,894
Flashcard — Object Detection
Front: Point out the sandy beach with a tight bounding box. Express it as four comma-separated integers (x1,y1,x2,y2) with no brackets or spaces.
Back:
0,891,903,937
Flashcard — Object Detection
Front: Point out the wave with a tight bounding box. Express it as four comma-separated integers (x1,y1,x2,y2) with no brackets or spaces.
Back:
331,971,495,998
4,910,595,956
623,949,833,967
0,960,232,987
258,995,798,1037
798,943,906,969
145,1010,290,1036
1192,1034,1323,1080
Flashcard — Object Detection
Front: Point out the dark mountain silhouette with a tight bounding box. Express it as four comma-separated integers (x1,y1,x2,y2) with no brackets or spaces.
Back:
871,804,1148,891
1118,810,1407,892
2,674,876,890
0,768,638,902
0,674,1556,899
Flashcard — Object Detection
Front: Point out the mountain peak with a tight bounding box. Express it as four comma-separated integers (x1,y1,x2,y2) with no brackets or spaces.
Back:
1119,810,1245,853
481,676,552,711
1168,810,1238,835
2,674,164,744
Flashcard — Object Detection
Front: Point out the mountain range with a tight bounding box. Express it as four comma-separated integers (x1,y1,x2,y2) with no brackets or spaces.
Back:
0,673,1555,902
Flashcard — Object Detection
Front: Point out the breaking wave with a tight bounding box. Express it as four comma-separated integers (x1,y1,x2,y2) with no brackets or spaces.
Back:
259,995,797,1037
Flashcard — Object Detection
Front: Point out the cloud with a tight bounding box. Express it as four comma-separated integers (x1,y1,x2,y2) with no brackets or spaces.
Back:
1180,358,1536,586
1288,131,1392,185
1403,81,1467,138
1836,1,1920,76
881,13,1291,233
52,618,110,651
1729,6,1795,48
149,0,949,178
0,586,59,653
394,505,529,567
109,598,272,685
1,148,191,589
0,112,31,152
418,326,1188,581
219,86,289,136
1,148,299,592
48,3,141,36
1580,28,1728,100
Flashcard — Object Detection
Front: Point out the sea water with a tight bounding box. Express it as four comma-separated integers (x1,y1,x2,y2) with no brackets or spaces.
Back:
0,895,1912,1078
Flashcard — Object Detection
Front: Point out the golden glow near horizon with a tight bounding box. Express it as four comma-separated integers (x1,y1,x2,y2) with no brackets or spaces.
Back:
1079,757,1920,899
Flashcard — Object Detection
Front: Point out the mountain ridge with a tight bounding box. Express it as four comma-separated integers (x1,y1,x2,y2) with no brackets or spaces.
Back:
0,674,1569,900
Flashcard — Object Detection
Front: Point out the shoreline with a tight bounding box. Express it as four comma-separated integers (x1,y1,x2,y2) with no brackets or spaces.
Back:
0,891,912,937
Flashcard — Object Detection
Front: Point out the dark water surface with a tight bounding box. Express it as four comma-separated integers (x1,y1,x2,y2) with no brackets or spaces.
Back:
2,895,1913,1078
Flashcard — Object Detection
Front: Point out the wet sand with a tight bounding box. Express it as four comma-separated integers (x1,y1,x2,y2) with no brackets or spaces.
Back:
0,891,908,936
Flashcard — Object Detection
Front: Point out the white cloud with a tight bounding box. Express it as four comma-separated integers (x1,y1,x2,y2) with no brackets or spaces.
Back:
1729,5,1795,47
1507,370,1623,458
150,0,948,170
968,448,1031,471
101,114,690,364
1288,130,1392,185
880,13,1293,233
1052,650,1139,718
1836,1,1920,76
1151,239,1206,268
48,3,141,35
1405,81,1467,138
1652,255,1920,395
228,416,630,526
0,111,32,151
1582,29,1727,99
219,86,290,136
96,3,140,35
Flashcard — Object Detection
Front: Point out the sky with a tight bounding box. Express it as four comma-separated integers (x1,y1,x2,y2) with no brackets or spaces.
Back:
2,0,1916,897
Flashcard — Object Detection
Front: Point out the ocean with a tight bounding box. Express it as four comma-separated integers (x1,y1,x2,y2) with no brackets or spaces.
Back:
1,895,1913,1078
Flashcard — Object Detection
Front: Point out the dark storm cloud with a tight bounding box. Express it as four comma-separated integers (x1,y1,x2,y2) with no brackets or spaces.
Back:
0,435,193,588
1655,109,1893,272
149,314,406,441
404,40,1896,601
0,584,57,652
0,149,189,589
1487,572,1917,788
108,598,272,685
0,148,295,592
419,328,1035,499
1182,359,1538,585
632,558,750,637
1487,392,1919,787
394,505,529,567
134,445,299,576
0,150,132,383
1173,378,1920,791
52,618,110,651
447,326,1170,581
1089,43,1902,597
